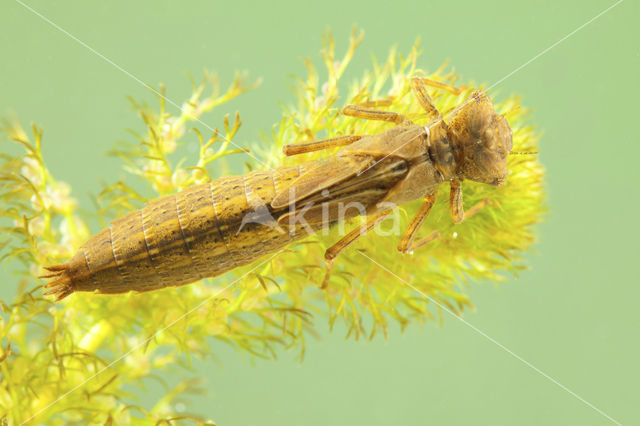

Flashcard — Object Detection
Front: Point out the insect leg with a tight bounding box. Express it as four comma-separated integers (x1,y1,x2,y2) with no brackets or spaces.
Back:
321,209,392,288
449,180,494,223
342,104,409,124
461,198,495,221
398,195,492,254
355,99,394,108
410,77,441,120
283,135,362,156
449,180,464,223
412,77,464,95
397,195,439,254
401,230,442,253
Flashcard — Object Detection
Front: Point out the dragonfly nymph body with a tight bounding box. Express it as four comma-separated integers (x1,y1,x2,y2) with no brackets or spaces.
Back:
43,78,513,300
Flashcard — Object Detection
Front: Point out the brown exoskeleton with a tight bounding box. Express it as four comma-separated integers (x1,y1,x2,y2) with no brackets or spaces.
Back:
43,77,512,300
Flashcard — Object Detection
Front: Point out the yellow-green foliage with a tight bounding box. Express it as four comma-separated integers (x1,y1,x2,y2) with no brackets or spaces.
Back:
0,30,543,424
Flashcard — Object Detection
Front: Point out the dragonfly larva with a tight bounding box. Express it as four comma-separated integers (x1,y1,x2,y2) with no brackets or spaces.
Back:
43,77,513,300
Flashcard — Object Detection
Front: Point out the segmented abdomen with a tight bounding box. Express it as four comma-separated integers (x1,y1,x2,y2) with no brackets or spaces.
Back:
43,163,315,300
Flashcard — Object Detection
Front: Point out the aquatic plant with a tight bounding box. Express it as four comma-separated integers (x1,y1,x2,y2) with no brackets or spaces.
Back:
0,29,543,424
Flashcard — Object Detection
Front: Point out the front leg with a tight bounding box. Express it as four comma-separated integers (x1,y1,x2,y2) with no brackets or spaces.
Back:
449,179,494,223
412,77,464,96
410,77,441,121
449,180,464,223
410,77,464,121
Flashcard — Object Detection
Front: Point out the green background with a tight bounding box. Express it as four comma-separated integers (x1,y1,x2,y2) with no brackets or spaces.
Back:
1,0,638,425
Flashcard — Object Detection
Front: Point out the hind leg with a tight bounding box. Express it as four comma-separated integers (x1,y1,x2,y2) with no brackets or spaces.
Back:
285,98,405,155
283,135,362,156
321,209,392,288
397,195,441,254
